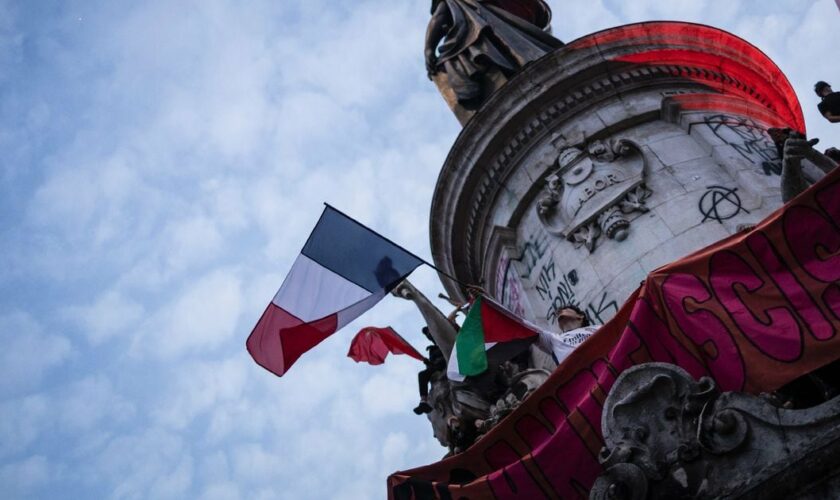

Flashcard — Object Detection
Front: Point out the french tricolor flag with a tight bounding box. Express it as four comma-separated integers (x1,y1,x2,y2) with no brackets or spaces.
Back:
247,206,423,377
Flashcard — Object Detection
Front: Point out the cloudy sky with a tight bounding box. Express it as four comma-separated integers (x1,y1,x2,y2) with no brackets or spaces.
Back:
0,0,837,498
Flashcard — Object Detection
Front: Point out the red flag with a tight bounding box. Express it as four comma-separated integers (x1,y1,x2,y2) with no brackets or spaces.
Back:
348,327,424,365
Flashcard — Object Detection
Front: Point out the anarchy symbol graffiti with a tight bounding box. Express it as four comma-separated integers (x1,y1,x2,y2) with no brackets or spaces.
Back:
699,185,749,223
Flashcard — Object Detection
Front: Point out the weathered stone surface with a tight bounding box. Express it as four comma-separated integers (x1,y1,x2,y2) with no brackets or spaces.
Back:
647,134,711,166
592,363,840,500
429,30,794,329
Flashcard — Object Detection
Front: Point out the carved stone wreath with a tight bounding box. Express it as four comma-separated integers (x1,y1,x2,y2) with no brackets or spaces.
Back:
536,139,651,253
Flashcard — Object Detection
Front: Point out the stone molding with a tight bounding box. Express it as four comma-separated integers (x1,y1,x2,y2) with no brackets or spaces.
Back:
591,363,840,499
429,22,802,302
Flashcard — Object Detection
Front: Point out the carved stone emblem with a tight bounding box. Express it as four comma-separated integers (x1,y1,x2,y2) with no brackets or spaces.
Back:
591,363,840,499
537,139,651,252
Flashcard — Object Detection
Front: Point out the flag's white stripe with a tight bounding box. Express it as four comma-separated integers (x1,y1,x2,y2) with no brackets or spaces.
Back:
446,342,496,382
336,290,386,330
447,343,464,382
272,254,371,322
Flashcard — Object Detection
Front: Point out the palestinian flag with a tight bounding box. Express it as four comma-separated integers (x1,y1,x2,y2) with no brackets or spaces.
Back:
447,296,540,381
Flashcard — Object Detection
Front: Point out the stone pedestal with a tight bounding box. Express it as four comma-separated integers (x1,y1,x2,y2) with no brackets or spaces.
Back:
429,22,804,330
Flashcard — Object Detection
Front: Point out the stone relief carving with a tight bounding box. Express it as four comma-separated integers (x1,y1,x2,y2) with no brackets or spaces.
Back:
591,363,840,499
423,361,551,454
475,367,550,434
393,278,555,454
537,139,651,253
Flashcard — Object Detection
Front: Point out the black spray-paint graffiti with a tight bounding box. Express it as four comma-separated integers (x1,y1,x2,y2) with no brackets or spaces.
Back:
587,292,619,325
545,273,580,324
699,185,749,223
540,266,617,326
535,262,556,301
499,232,550,301
513,232,550,278
703,114,782,176
500,233,619,325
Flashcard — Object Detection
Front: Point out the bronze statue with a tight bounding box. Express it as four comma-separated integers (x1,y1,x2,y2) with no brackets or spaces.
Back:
425,0,563,110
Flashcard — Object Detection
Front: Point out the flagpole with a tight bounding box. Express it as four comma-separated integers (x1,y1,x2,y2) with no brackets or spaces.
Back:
323,203,474,290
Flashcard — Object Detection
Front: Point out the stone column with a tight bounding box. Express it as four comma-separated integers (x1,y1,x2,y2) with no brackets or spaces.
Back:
429,22,805,330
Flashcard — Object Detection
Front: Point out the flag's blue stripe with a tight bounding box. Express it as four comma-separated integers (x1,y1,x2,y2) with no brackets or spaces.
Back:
301,207,423,293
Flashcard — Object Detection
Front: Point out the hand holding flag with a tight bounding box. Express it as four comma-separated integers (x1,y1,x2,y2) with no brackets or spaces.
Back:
447,296,544,381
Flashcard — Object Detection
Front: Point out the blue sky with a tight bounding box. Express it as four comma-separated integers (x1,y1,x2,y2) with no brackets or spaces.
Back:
0,0,837,498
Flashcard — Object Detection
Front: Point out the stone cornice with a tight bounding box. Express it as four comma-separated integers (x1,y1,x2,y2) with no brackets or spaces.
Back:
428,22,803,301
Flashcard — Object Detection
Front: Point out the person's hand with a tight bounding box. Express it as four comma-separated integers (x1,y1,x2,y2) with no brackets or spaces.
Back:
783,135,819,162
425,48,438,80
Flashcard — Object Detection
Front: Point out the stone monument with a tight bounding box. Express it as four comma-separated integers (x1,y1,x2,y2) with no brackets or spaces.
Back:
429,23,820,331
390,11,840,499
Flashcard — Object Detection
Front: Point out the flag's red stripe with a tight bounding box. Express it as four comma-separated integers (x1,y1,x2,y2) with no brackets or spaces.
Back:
480,300,538,343
246,303,338,377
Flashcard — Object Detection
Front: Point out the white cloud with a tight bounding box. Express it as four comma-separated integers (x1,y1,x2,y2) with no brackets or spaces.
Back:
95,428,190,500
152,356,249,431
0,394,49,458
0,312,72,396
64,290,144,345
199,481,242,500
230,444,282,485
58,375,135,432
119,213,227,289
381,431,410,466
148,455,194,500
0,455,50,497
361,363,419,418
134,268,243,359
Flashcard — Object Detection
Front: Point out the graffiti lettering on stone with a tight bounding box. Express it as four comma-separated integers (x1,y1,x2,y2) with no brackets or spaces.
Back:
498,233,550,316
587,292,619,324
703,114,782,176
535,262,556,301
495,254,527,318
761,159,782,176
510,232,549,278
545,272,581,324
499,233,549,298
699,185,749,223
